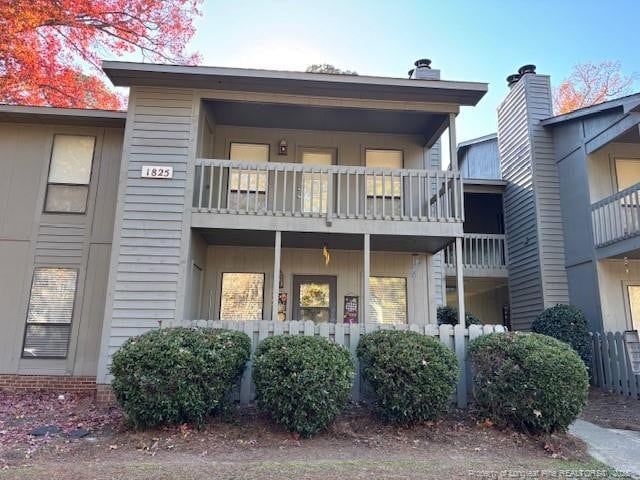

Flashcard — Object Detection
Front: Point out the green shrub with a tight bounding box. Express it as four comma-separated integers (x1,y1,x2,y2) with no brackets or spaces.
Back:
469,332,588,434
437,305,481,328
110,327,251,428
357,330,459,425
253,336,354,437
532,304,592,367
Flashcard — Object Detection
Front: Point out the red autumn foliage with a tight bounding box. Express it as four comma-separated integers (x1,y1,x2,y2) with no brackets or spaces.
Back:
0,0,202,110
553,61,635,115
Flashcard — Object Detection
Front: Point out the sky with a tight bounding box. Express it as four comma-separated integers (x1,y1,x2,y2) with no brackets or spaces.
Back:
141,0,640,142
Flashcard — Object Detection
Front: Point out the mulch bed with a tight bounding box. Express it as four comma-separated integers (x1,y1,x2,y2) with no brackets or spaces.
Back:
0,391,589,470
580,388,640,431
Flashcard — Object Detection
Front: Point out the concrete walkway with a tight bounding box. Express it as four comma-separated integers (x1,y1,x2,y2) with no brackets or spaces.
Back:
570,419,640,479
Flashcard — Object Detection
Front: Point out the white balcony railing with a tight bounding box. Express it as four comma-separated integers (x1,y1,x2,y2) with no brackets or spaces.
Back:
193,158,464,223
444,233,507,272
591,182,640,247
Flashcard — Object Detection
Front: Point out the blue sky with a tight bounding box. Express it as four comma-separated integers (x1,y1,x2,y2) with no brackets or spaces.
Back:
167,0,639,142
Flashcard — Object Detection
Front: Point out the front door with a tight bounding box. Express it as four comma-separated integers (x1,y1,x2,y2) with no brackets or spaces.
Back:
292,275,337,323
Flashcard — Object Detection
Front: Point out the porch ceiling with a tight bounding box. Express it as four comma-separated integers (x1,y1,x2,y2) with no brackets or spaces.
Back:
204,99,447,137
195,228,453,253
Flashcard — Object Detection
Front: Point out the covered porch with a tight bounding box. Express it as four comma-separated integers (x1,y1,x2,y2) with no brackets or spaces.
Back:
186,228,467,326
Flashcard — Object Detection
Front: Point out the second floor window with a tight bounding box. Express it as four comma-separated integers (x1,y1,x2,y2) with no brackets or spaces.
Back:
365,149,403,217
44,135,95,213
615,158,640,192
300,148,335,214
229,143,269,212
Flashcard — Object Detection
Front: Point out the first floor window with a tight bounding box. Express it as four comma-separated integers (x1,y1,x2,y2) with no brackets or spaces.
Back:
220,272,264,320
45,135,95,213
23,267,78,358
627,285,640,331
369,276,407,324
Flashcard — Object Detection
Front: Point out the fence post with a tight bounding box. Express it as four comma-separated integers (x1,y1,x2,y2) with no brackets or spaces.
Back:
454,324,467,408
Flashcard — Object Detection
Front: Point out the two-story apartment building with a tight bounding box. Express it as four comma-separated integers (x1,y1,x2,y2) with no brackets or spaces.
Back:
0,60,500,392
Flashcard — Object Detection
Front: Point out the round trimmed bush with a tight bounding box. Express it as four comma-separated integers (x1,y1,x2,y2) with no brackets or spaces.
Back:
532,304,592,368
468,332,589,433
253,335,354,437
437,305,481,328
110,327,251,428
357,330,459,425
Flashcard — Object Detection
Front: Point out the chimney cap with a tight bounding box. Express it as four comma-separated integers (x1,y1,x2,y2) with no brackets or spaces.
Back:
507,74,521,87
518,64,536,76
414,58,432,69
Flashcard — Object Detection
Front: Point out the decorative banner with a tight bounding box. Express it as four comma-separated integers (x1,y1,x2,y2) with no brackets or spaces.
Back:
343,295,359,324
278,292,287,321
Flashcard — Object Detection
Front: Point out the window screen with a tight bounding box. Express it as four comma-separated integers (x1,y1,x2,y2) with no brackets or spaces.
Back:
229,143,269,211
365,149,403,216
369,276,407,324
22,268,78,358
220,273,264,320
44,135,95,213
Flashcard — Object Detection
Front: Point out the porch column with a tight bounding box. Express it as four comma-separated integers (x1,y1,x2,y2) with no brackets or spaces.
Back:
272,231,282,321
449,112,458,170
363,233,370,323
455,236,465,325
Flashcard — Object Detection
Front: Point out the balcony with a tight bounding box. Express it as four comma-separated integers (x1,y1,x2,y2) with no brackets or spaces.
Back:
444,233,508,277
591,182,640,257
191,158,464,244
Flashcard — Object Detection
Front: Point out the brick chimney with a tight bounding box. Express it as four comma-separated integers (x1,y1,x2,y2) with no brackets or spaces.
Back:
497,66,569,330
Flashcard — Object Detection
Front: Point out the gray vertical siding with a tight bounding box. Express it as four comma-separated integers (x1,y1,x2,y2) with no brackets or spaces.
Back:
459,138,501,180
98,87,197,381
497,74,569,330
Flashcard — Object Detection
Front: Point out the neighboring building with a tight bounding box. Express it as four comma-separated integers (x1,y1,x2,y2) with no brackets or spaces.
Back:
0,60,496,392
497,66,640,333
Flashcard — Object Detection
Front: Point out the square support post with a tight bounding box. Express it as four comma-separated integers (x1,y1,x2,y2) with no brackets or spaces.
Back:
272,230,282,321
449,112,458,171
363,233,370,323
455,236,465,325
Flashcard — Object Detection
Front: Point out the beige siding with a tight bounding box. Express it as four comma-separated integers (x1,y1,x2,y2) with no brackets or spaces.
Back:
596,259,640,332
199,246,433,325
208,125,428,168
0,122,123,375
587,142,640,203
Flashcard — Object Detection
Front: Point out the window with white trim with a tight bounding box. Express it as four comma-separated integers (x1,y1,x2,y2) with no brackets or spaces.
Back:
616,158,640,192
228,143,269,211
365,149,403,217
369,276,407,324
44,135,95,213
22,267,78,358
627,285,640,331
300,148,334,214
220,273,264,320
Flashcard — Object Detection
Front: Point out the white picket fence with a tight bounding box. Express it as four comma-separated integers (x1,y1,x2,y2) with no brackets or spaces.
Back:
185,320,507,408
590,332,640,399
